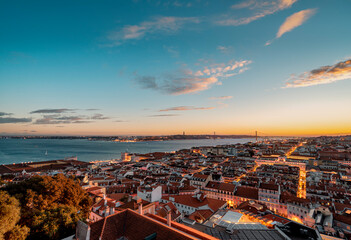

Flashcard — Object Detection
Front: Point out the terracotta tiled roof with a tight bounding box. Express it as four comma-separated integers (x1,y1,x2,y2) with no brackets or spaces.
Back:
280,192,310,205
334,214,351,226
157,202,181,220
88,209,199,240
192,174,209,181
162,194,226,211
147,214,218,240
179,185,197,191
259,183,279,191
188,209,214,222
263,214,291,224
237,201,267,214
86,186,104,192
107,193,127,201
117,199,150,211
206,181,235,192
235,186,259,200
334,202,351,212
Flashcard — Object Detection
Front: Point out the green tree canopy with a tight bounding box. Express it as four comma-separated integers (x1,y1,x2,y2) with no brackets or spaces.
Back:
4,174,92,240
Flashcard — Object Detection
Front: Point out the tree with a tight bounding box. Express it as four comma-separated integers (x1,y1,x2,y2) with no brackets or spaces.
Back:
4,174,92,240
4,225,30,240
0,191,29,240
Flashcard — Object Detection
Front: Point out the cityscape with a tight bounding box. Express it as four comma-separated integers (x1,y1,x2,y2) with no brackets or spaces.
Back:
1,136,351,240
1,0,351,240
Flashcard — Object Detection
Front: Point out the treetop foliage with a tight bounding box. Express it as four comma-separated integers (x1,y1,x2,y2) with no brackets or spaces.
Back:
3,174,92,240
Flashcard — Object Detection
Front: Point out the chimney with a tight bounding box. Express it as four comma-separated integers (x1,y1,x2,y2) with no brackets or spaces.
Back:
167,211,172,227
138,203,143,215
110,207,115,215
103,194,107,206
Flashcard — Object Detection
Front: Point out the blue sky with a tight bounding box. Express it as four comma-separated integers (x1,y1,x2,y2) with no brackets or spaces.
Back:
1,0,351,136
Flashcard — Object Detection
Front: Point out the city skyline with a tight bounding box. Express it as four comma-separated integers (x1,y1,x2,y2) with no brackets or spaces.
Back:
1,0,351,136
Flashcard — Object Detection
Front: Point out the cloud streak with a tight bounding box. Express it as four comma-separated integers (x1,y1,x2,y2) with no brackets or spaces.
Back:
32,111,110,124
0,112,13,116
0,117,32,124
277,8,316,38
217,0,297,26
284,59,351,88
136,60,251,95
30,108,76,114
266,8,316,45
91,114,110,120
33,115,91,125
209,96,233,100
159,106,215,112
148,114,179,117
105,16,200,46
217,46,233,54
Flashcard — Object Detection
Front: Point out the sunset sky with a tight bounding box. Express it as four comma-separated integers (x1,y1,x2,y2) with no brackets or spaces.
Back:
1,0,351,136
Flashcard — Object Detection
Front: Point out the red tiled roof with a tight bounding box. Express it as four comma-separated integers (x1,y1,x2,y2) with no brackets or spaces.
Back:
264,214,290,224
88,209,200,240
188,209,214,222
334,214,351,226
235,186,259,200
237,201,267,214
157,202,181,220
280,192,310,205
206,181,235,192
147,214,218,240
86,186,104,192
107,193,127,201
260,183,279,191
192,174,209,180
162,194,226,211
334,202,351,212
179,185,197,191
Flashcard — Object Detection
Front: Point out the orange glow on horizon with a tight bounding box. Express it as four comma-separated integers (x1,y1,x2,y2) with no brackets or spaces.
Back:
1,117,350,136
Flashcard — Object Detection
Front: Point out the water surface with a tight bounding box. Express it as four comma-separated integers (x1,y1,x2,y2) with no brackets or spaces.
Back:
0,138,254,164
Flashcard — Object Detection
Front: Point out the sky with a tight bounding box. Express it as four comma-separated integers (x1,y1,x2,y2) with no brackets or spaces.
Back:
1,0,351,136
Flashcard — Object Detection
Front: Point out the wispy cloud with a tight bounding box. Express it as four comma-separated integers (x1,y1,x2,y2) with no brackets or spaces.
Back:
159,106,215,112
216,102,229,108
171,1,192,8
217,0,297,26
217,46,233,54
209,96,233,100
33,115,90,125
284,59,351,88
135,59,251,95
148,114,179,117
164,45,179,58
0,112,13,116
29,108,111,124
30,108,76,114
0,117,32,124
91,114,110,120
32,111,110,124
209,96,233,108
277,8,316,38
266,8,316,45
105,16,200,46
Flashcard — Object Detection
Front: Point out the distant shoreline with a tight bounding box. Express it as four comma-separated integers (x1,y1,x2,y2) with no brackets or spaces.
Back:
0,134,256,142
0,137,256,164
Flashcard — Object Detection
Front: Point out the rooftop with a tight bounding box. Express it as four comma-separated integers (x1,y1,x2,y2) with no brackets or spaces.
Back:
79,209,211,240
